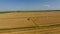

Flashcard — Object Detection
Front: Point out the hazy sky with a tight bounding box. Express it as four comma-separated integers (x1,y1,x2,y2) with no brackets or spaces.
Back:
0,0,60,11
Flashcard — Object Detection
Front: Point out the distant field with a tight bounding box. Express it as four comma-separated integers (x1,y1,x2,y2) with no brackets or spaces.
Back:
0,11,60,34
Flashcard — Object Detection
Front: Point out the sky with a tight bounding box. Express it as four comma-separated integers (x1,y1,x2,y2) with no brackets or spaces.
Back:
0,0,60,11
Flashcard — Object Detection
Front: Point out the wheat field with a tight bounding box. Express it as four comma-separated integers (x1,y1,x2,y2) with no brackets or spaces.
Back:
0,11,60,34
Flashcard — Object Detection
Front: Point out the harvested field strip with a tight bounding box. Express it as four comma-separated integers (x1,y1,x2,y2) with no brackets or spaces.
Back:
0,24,60,30
0,16,59,19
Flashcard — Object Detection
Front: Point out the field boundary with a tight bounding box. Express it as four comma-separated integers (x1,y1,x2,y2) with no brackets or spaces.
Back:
0,24,60,30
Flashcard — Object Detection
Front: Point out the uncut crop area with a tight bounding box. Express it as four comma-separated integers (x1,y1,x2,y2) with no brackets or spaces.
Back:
0,11,60,34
